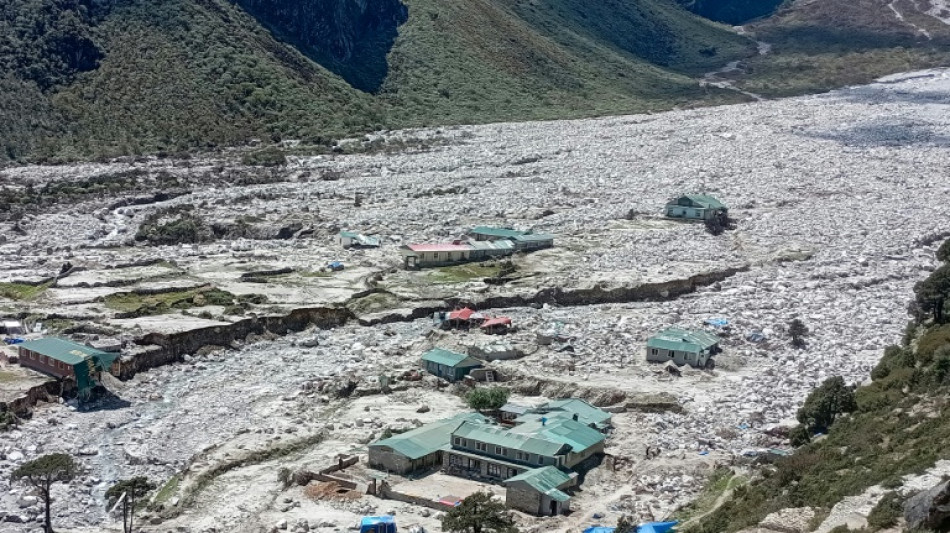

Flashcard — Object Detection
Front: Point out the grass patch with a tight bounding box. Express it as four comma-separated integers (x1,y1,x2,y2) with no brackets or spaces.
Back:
675,468,747,523
104,287,235,317
0,371,22,383
0,282,51,301
151,474,180,507
346,291,402,315
428,263,506,284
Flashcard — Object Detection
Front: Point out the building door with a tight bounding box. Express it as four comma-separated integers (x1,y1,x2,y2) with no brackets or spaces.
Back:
550,500,559,516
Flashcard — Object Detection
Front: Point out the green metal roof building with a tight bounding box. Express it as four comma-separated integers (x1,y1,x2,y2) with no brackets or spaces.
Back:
420,348,482,382
665,194,728,221
469,226,528,241
17,338,119,399
368,413,489,474
505,466,575,515
646,327,721,369
516,398,613,432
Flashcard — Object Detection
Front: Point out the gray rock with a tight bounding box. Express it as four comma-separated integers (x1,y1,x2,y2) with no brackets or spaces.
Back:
905,480,950,531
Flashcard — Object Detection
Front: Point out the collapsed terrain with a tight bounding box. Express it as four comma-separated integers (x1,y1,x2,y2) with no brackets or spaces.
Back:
1,69,950,532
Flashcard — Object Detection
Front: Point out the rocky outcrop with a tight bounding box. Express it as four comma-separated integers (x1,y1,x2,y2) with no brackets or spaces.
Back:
233,0,408,92
905,480,950,531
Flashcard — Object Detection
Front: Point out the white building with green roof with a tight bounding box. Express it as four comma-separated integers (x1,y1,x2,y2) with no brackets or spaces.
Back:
646,327,721,368
665,194,728,221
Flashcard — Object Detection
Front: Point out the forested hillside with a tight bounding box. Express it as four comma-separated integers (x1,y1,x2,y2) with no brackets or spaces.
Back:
0,0,754,163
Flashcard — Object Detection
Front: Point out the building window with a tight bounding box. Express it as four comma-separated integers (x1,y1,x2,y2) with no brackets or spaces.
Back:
516,452,525,461
495,446,506,456
537,455,544,465
476,442,487,452
487,463,501,478
29,352,36,360
651,348,658,355
461,439,467,448
454,437,461,446
450,454,463,467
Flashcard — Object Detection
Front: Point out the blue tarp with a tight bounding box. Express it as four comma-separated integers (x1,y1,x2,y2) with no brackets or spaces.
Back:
4,338,24,345
583,528,615,533
639,521,678,533
584,521,677,533
360,516,396,533
704,318,730,328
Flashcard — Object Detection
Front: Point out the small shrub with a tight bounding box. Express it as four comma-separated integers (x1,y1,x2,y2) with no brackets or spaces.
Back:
277,467,293,489
241,147,287,167
867,491,902,530
789,424,811,447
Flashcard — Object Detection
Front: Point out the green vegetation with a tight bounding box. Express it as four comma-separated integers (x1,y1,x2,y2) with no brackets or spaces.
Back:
240,146,287,167
795,375,857,436
0,282,51,301
0,0,753,163
866,491,903,531
11,453,80,533
674,468,747,523
466,387,510,413
0,410,19,431
442,491,519,533
788,318,809,348
430,263,508,284
676,0,785,25
688,239,950,533
151,474,180,507
106,477,156,533
104,287,236,317
346,291,402,315
135,206,212,246
733,0,950,98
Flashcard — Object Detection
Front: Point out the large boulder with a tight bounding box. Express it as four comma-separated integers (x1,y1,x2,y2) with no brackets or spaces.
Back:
904,480,950,531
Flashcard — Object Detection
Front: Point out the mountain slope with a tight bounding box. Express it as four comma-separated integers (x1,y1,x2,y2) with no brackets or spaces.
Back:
0,0,755,162
728,0,950,97
687,241,950,533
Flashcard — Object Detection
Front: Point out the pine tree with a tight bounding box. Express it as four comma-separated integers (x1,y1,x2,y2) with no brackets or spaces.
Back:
11,453,80,533
442,492,518,533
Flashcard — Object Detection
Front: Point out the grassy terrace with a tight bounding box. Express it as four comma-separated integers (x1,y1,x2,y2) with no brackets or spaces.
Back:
104,287,236,316
0,282,51,301
427,263,508,284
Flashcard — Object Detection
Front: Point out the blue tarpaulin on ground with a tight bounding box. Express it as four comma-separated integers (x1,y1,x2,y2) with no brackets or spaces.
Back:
360,516,396,533
328,261,345,271
704,318,729,328
583,527,616,533
639,521,678,533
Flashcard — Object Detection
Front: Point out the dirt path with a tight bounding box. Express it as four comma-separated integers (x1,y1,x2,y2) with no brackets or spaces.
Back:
700,29,771,101
679,473,746,529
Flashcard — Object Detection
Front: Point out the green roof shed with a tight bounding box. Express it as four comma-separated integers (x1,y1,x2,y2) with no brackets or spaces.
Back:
420,348,482,381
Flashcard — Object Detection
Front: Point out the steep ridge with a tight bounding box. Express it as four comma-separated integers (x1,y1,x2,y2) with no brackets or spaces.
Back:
232,0,409,92
0,0,754,162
